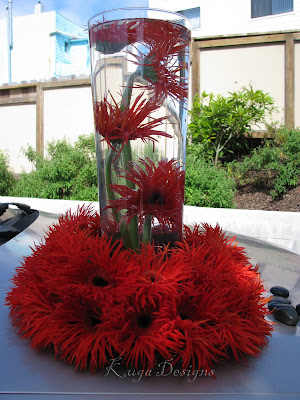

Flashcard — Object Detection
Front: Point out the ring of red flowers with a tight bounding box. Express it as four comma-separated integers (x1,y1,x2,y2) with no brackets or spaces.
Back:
5,206,272,375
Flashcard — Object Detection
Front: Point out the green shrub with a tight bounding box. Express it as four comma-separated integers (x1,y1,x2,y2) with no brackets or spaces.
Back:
228,127,300,199
188,86,276,164
186,143,214,162
0,151,14,195
11,134,98,201
185,152,236,208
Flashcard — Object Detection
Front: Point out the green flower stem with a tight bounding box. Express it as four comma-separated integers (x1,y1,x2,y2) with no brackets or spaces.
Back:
122,69,140,108
122,142,139,250
105,67,142,251
105,147,119,219
117,68,142,251
105,147,133,249
119,221,134,249
142,214,152,244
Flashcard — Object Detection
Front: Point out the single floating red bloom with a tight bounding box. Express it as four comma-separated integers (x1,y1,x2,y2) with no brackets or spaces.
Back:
108,157,185,230
89,19,139,54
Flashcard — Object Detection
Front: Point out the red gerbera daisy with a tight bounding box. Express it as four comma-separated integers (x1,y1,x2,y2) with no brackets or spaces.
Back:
46,205,100,241
5,280,61,351
129,243,193,309
133,45,189,104
108,157,185,230
27,231,137,301
183,223,250,266
54,295,116,372
94,92,171,153
142,19,190,52
89,19,138,54
169,225,272,371
113,293,177,370
168,288,229,372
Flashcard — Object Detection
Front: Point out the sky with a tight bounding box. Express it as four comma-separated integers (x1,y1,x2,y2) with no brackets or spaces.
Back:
0,0,148,28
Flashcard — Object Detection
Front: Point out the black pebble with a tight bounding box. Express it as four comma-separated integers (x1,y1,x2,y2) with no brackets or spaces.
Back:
296,304,300,316
274,307,299,326
270,296,291,304
270,286,289,298
268,302,293,311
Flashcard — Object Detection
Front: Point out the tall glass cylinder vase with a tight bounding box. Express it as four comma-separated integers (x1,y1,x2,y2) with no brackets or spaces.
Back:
89,8,191,250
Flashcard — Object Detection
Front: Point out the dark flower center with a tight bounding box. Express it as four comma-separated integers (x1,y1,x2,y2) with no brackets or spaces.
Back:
85,306,102,329
147,191,164,206
92,276,109,287
180,313,189,320
89,314,102,328
137,314,152,329
178,302,195,321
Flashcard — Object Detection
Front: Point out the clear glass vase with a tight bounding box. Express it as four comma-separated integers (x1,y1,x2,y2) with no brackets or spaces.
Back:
88,8,191,250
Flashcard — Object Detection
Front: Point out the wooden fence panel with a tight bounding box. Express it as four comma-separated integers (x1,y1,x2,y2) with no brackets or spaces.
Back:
191,30,299,132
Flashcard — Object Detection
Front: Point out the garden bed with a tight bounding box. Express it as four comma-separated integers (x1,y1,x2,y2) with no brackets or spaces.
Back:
234,183,300,212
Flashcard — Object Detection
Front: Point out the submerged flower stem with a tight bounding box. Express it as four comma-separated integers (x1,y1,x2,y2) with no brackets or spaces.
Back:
142,214,152,244
122,69,140,108
118,68,142,251
105,147,118,214
122,142,140,250
105,147,134,249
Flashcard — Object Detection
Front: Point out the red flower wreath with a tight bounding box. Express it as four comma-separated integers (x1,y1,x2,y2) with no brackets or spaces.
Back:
6,206,272,374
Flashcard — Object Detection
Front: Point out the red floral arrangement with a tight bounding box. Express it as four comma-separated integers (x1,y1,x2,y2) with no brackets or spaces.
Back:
6,206,272,375
6,12,272,377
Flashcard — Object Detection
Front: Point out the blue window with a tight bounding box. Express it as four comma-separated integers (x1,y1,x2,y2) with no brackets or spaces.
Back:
251,0,293,18
178,7,200,29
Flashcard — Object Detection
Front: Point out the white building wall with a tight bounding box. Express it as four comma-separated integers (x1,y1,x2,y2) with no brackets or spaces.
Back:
43,86,94,147
150,0,300,37
0,9,88,86
0,19,9,83
0,12,55,85
49,34,57,78
0,104,36,174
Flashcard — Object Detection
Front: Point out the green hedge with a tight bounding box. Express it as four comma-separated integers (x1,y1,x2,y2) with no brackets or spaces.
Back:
4,127,299,206
185,150,236,208
11,134,98,201
0,151,14,195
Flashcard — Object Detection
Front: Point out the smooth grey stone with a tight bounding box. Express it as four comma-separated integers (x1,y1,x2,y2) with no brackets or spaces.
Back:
296,304,300,316
274,306,299,326
270,286,289,298
269,296,291,304
268,302,293,311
